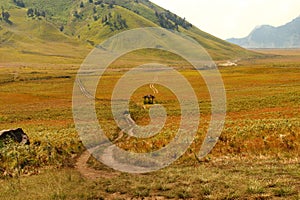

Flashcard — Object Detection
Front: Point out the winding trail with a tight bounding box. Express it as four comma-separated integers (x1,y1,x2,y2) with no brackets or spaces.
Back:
75,79,156,178
75,113,147,179
75,141,150,179
150,83,159,94
75,147,119,179
100,145,151,173
76,79,95,100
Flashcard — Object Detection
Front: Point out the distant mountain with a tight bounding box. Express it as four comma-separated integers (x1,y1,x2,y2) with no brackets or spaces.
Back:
0,0,259,63
227,16,300,48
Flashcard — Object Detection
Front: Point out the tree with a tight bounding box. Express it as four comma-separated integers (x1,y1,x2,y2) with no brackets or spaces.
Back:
2,11,10,22
102,15,107,23
113,21,117,29
94,0,103,5
121,19,128,28
108,2,114,9
13,0,25,8
34,9,40,17
73,11,81,19
80,2,84,8
93,6,97,14
27,8,34,17
40,11,46,18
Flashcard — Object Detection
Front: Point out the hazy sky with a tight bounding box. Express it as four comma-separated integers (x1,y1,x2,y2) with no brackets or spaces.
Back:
150,0,300,39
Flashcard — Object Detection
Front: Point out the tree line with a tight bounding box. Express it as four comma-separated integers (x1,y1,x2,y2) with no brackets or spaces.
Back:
76,0,128,31
27,8,46,18
102,13,128,31
156,11,192,30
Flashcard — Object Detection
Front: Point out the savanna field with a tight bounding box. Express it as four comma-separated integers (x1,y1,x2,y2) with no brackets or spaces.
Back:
0,48,299,199
0,0,299,199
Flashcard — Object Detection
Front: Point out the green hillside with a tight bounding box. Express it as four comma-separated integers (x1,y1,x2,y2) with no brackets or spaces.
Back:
0,0,260,64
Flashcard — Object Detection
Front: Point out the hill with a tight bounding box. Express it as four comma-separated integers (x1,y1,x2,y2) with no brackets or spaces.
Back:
0,0,259,64
227,16,300,48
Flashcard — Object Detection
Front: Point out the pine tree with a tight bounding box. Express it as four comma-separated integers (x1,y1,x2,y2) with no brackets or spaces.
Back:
2,11,10,22
80,2,84,8
27,8,34,17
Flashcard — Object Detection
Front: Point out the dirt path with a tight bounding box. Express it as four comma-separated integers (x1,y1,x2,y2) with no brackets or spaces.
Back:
150,83,158,94
75,147,119,180
75,140,152,179
75,82,151,177
100,145,151,173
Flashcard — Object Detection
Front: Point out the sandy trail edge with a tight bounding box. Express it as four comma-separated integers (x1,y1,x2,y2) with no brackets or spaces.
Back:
75,148,119,179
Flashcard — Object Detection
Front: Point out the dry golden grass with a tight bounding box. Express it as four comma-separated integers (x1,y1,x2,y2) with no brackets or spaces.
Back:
0,49,299,199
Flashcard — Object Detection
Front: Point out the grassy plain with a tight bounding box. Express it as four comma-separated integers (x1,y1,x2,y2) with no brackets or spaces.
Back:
0,49,299,199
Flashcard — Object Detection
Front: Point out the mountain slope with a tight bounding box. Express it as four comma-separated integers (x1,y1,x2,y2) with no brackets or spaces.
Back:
0,0,259,64
227,16,300,48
